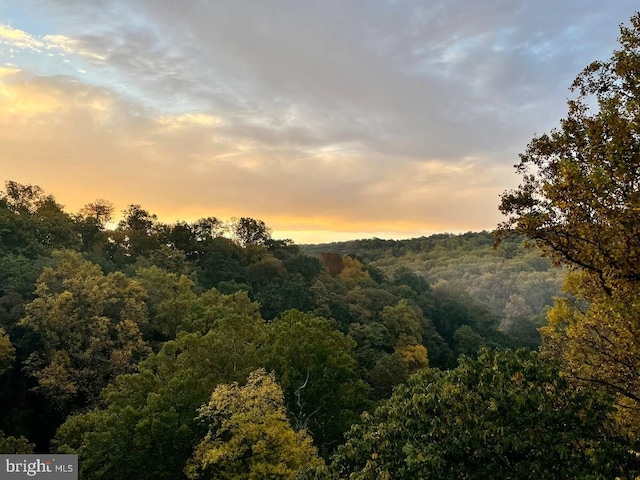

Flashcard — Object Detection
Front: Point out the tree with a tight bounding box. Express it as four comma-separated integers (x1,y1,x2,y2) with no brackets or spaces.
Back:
161,217,225,261
497,13,640,443
76,200,114,252
338,257,373,287
0,181,80,256
80,200,114,230
366,353,409,400
1,181,45,213
541,271,640,441
196,237,248,290
379,301,423,350
185,369,322,480
232,217,272,247
283,255,322,283
134,266,198,340
497,13,640,288
0,327,15,376
111,204,162,262
0,430,34,454
19,250,150,411
264,310,369,456
324,349,640,479
317,253,343,277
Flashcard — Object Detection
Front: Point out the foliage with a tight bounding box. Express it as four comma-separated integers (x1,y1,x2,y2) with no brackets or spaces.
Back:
323,349,640,480
54,290,267,480
0,430,34,454
134,266,198,340
304,232,563,349
265,310,370,456
497,14,640,289
498,13,640,443
185,369,322,480
541,271,640,442
80,199,114,230
0,327,15,375
2,175,626,480
0,181,80,257
19,250,150,411
232,217,272,247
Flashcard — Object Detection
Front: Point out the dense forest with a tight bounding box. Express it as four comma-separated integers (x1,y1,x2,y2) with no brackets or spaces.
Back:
0,182,537,455
2,11,640,480
303,232,565,348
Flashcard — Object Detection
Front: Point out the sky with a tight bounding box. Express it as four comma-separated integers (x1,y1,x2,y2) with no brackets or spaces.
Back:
0,1,637,244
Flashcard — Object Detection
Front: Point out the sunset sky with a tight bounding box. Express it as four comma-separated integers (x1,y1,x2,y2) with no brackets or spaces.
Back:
1,1,637,243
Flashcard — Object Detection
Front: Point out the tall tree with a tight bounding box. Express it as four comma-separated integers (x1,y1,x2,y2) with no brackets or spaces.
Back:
264,310,369,456
497,13,640,288
19,250,150,412
80,200,114,230
110,204,162,263
1,181,45,213
497,13,640,443
541,271,640,441
232,217,272,247
0,181,79,256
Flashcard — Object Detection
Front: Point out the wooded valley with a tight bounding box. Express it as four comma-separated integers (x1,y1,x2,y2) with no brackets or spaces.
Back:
2,11,640,480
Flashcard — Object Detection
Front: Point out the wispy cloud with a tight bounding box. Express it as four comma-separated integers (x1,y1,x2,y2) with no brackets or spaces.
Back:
0,23,43,51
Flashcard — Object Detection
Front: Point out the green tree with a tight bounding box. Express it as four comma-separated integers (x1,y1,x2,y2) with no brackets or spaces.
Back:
282,255,322,283
0,430,34,454
161,217,225,261
379,300,426,367
185,368,322,480
196,237,248,290
541,271,640,441
232,217,272,247
366,353,409,400
75,199,114,254
135,266,198,340
0,181,80,257
497,14,640,288
19,250,150,411
265,310,369,456
108,204,162,265
1,181,45,213
80,199,114,230
325,349,640,479
497,13,640,443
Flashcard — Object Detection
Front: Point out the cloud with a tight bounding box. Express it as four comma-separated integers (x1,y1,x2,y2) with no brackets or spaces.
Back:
42,34,106,60
0,68,510,236
1,1,638,241
0,22,106,60
0,23,44,51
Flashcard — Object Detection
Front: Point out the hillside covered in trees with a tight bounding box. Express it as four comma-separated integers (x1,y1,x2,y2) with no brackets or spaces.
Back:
1,174,637,478
2,11,640,480
303,232,565,348
0,174,636,478
0,181,535,456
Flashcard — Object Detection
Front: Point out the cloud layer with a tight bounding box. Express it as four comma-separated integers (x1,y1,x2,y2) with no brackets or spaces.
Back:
1,1,637,242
